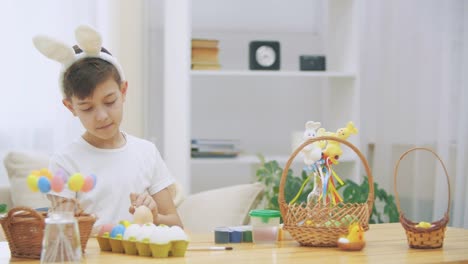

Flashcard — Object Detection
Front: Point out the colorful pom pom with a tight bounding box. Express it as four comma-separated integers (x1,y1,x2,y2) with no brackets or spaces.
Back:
38,176,51,193
81,175,94,192
27,169,96,193
55,168,68,182
51,175,65,192
68,173,84,192
39,168,53,180
30,170,41,177
90,173,97,188
27,174,39,192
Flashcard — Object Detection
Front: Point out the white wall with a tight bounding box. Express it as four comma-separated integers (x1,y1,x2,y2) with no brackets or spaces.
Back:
0,0,145,186
116,0,145,138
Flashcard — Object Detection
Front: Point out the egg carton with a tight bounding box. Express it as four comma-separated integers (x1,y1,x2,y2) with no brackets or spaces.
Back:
97,236,189,258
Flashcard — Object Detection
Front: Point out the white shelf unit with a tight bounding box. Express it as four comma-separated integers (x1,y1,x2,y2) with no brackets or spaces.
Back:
161,0,362,194
191,71,356,78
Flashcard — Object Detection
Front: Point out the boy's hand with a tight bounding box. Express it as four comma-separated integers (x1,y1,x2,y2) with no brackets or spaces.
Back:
129,193,159,223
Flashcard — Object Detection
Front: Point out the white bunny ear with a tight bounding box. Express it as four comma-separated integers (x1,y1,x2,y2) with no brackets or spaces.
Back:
32,35,75,66
75,25,102,56
305,121,321,130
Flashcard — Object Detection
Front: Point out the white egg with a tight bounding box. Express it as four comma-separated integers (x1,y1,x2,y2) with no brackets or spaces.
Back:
123,224,142,241
133,206,154,224
169,225,188,241
137,223,157,241
149,226,171,244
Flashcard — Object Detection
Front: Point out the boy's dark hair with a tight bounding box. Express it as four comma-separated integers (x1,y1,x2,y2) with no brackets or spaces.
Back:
62,46,122,99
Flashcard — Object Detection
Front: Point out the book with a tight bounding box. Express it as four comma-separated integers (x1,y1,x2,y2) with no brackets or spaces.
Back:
192,38,219,48
191,144,238,152
191,47,219,64
191,138,240,146
192,47,219,57
191,151,239,158
191,63,221,70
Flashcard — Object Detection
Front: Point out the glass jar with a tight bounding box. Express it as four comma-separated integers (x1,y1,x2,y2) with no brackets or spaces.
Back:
41,211,81,263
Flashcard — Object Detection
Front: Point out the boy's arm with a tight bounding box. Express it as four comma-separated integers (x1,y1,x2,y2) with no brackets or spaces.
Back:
129,188,184,228
151,188,184,228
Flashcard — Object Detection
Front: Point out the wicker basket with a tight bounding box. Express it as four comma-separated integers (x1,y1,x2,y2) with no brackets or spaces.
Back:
394,147,451,249
0,206,96,259
278,136,374,247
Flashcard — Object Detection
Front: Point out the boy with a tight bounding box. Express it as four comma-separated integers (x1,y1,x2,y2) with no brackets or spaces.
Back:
33,25,183,228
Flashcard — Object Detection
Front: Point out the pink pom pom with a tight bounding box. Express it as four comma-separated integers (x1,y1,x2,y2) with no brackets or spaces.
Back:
51,175,64,192
81,175,94,192
55,168,68,182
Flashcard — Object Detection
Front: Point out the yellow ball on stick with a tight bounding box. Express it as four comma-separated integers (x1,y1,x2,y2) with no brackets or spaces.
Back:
68,173,85,192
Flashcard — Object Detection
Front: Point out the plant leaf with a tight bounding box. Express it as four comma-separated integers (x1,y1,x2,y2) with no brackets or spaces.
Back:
0,204,7,214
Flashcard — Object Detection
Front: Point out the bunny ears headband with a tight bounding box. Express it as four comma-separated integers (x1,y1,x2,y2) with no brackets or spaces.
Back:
33,25,125,96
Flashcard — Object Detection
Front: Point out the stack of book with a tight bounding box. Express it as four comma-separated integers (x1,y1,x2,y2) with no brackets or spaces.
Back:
191,138,240,158
191,38,221,70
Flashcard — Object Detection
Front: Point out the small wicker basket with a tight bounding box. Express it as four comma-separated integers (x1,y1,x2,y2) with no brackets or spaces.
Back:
394,147,451,249
0,206,96,259
278,136,374,247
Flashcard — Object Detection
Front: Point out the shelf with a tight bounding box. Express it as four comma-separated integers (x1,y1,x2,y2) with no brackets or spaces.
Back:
191,151,357,165
191,70,356,78
160,0,361,193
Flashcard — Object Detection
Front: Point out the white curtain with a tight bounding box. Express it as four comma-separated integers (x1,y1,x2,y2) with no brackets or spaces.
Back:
0,0,117,186
361,0,467,227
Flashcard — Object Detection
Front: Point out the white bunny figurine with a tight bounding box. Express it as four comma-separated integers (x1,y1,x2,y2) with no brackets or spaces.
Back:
300,121,324,205
301,121,322,166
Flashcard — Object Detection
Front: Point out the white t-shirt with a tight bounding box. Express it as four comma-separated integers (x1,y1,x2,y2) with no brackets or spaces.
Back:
49,132,174,227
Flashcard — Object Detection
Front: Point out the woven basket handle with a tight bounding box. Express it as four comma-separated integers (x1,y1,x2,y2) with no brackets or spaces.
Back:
278,136,374,218
393,147,451,220
2,206,45,225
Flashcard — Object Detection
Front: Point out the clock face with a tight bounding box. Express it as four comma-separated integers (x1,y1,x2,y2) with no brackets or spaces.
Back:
255,45,276,67
249,41,280,70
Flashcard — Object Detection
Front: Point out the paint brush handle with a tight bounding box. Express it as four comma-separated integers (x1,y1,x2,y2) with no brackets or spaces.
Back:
187,246,233,251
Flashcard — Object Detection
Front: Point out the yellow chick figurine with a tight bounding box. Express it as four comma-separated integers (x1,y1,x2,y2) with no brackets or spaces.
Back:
318,121,358,164
337,222,366,251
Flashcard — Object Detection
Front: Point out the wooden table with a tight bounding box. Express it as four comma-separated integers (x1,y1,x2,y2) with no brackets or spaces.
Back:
2,223,468,263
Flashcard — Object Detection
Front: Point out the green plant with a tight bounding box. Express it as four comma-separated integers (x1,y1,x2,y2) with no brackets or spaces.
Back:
255,156,399,223
256,156,314,210
342,177,399,223
0,203,7,214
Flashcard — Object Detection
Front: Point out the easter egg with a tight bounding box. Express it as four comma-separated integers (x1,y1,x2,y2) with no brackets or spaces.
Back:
341,214,358,225
123,224,142,241
324,219,342,227
119,220,131,228
416,221,432,228
137,223,157,241
39,168,53,180
27,174,39,192
133,206,154,225
81,176,94,192
169,225,188,241
38,176,51,193
150,226,171,244
98,224,114,237
110,224,126,238
68,173,84,192
51,175,64,192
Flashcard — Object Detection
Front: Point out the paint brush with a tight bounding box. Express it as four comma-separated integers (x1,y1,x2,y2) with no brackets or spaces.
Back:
187,246,233,251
